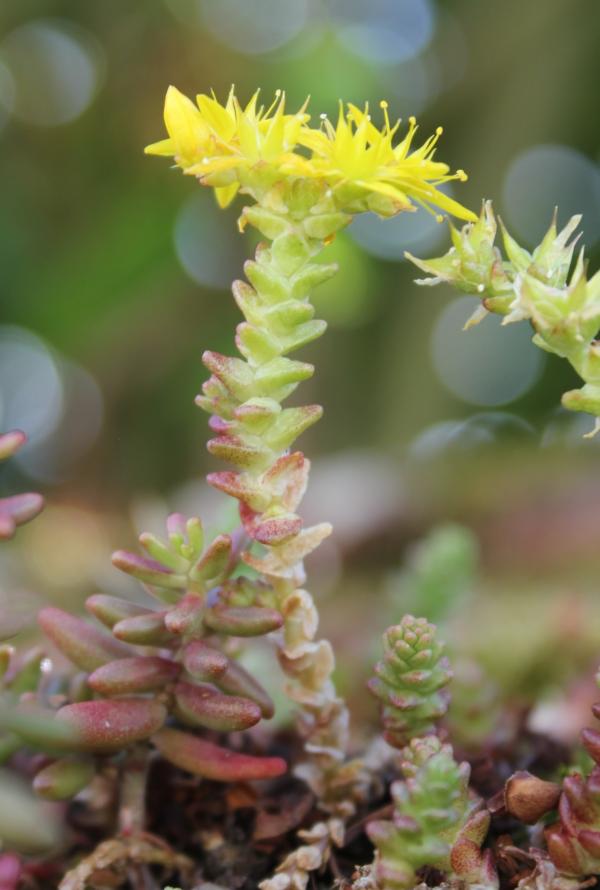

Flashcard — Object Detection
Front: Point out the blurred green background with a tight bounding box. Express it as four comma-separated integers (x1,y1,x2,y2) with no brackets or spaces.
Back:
2,0,600,732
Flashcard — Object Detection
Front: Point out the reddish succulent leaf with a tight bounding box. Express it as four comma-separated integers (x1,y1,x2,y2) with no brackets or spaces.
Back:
0,430,26,460
112,550,186,590
203,604,283,637
55,699,167,752
39,607,133,672
164,593,204,635
88,656,180,695
112,611,173,646
215,659,274,719
183,640,229,679
174,680,261,732
33,755,95,800
0,493,44,540
152,727,287,782
85,594,153,629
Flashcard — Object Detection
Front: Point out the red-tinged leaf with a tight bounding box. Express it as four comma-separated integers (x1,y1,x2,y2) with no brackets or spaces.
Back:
33,755,95,800
192,534,232,582
152,727,287,782
164,593,204,635
206,470,269,513
174,680,261,732
112,611,173,646
55,699,167,752
85,594,153,629
203,605,283,637
240,503,302,546
111,550,187,590
0,493,44,539
88,656,180,695
582,727,600,764
0,853,21,890
39,607,133,672
182,640,229,679
215,659,274,719
0,430,26,460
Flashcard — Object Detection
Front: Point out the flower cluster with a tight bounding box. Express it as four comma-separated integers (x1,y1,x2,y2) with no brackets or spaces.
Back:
145,85,476,221
408,203,600,435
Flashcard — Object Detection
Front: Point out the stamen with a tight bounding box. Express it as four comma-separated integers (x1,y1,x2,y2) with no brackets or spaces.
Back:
380,99,391,133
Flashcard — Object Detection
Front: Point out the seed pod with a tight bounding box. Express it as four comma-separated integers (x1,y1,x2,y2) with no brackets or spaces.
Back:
174,680,261,732
88,656,180,696
55,699,166,753
112,612,172,646
39,608,132,672
504,771,561,824
203,605,283,637
33,755,95,800
152,727,286,782
86,594,152,629
182,640,229,679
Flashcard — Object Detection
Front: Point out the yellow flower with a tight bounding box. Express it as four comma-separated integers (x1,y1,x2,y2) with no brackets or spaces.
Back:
145,85,309,207
296,101,477,222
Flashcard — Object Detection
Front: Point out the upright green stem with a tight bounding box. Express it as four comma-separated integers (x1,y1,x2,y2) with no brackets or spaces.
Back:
197,183,368,888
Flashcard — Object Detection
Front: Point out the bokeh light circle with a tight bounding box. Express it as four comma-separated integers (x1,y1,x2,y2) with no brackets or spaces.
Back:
0,327,63,441
430,297,544,406
174,192,246,290
0,19,104,126
330,0,435,64
409,412,535,458
349,207,449,262
502,144,600,246
198,0,309,54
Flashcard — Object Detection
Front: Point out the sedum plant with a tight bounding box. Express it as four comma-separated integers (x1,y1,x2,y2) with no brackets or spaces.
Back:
366,736,497,890
144,84,475,890
367,616,452,749
407,203,600,436
7,81,600,890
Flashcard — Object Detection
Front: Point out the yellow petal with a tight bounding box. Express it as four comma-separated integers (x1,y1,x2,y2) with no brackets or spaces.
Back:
144,138,175,157
164,85,208,162
196,92,236,142
215,183,239,208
